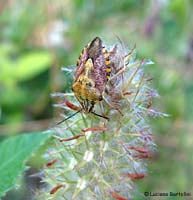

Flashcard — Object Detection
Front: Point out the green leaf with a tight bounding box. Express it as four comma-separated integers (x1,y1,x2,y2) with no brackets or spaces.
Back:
0,131,52,198
0,51,52,83
15,51,52,81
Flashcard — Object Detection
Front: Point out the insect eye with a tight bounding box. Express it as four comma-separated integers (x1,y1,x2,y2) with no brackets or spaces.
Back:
86,82,92,87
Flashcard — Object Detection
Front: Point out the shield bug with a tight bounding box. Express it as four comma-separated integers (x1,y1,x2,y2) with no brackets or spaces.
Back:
58,37,111,124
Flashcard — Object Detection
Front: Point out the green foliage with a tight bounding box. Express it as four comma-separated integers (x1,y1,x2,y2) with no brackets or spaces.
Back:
0,0,53,125
0,50,52,83
185,82,193,120
14,52,52,81
0,131,52,198
0,46,52,124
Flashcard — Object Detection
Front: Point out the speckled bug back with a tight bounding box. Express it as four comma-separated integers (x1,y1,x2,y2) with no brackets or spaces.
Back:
72,37,111,112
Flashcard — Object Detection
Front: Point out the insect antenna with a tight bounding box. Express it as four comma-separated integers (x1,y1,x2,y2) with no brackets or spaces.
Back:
91,111,109,120
56,109,82,125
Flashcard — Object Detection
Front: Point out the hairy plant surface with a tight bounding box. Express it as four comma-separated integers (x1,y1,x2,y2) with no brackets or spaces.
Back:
40,38,165,200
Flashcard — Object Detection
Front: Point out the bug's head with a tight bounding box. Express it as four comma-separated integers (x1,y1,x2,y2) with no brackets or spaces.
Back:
72,59,103,112
72,79,103,112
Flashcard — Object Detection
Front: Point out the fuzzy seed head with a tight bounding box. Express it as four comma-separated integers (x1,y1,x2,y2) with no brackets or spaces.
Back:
83,150,94,162
40,37,165,200
76,178,87,190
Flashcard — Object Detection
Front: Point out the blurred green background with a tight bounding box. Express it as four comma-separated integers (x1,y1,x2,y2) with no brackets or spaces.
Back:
0,0,193,199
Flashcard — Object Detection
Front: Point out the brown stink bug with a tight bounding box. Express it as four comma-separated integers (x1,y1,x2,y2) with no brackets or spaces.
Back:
57,37,111,124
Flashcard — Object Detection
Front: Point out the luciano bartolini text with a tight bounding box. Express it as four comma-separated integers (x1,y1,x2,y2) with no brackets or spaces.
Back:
144,191,191,197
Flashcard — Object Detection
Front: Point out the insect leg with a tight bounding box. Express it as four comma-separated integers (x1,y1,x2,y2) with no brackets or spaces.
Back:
88,102,94,112
90,111,109,120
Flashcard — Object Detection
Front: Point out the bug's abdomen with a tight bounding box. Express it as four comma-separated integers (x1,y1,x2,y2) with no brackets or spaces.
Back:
102,47,111,81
